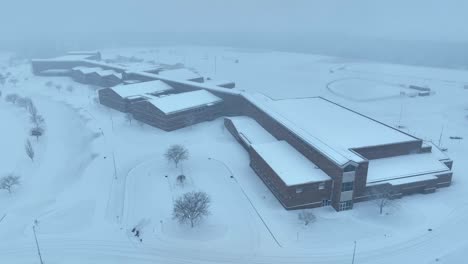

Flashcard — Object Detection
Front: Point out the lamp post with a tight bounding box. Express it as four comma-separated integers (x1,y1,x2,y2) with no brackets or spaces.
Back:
32,225,44,264
352,240,357,264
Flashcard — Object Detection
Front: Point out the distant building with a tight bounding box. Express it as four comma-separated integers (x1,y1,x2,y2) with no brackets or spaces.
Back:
98,80,175,112
71,67,122,87
131,89,223,131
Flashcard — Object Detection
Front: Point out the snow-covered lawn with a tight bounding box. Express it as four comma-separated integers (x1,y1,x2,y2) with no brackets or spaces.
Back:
0,47,467,264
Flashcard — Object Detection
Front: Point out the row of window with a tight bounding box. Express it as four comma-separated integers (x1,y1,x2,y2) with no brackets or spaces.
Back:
295,182,326,194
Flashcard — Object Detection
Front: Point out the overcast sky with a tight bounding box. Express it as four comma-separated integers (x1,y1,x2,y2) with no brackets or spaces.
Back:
2,0,468,42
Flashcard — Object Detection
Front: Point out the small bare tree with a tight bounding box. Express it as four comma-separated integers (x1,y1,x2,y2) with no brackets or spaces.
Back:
298,210,316,226
173,191,210,228
368,185,395,215
0,174,20,194
165,144,189,168
25,139,34,161
176,174,186,186
29,103,45,130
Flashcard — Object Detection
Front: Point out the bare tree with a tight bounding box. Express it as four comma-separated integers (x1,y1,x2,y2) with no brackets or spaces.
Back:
164,144,189,168
29,103,45,130
55,84,62,91
0,174,20,194
25,139,34,161
16,97,33,110
298,210,316,226
176,174,186,186
173,191,210,228
368,185,396,215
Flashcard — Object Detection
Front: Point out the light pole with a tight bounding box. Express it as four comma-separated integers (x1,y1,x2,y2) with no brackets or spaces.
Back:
352,240,357,264
32,225,44,264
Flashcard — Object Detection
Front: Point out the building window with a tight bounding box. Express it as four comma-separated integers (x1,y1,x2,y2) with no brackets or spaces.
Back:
296,188,303,194
322,199,331,207
318,182,325,190
344,164,356,172
341,182,354,192
339,201,353,211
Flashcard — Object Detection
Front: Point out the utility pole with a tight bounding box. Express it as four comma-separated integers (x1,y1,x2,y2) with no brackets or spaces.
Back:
352,240,357,264
32,225,44,264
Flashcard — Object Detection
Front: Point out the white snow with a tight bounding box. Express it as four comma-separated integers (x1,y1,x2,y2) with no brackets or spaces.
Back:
1,46,467,264
225,116,277,146
111,80,174,98
157,68,201,81
367,153,450,184
251,141,331,186
147,89,222,115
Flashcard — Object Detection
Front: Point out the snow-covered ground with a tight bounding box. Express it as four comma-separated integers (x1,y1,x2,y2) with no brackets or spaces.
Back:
0,47,467,264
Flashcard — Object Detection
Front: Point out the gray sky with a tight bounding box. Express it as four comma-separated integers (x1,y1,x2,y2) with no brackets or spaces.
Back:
2,0,468,42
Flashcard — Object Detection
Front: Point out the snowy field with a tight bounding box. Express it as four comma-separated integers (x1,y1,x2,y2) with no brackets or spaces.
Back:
0,47,467,264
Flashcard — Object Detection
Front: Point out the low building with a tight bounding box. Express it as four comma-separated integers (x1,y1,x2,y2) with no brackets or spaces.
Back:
98,80,175,112
131,89,223,131
71,67,122,87
225,95,453,211
157,68,204,83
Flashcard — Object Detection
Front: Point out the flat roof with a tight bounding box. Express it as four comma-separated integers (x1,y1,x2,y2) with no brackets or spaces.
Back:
73,67,102,74
157,68,201,81
148,89,222,115
225,116,277,146
251,141,331,186
247,95,419,165
366,152,450,184
111,80,173,98
95,70,122,79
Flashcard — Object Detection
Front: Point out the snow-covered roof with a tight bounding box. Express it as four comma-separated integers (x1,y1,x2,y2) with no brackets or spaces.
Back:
157,68,201,81
251,141,331,186
147,89,222,115
111,80,173,98
377,175,438,186
95,70,122,79
245,94,419,166
225,116,277,146
366,152,450,184
73,67,102,75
